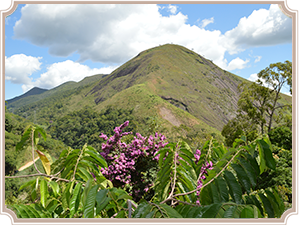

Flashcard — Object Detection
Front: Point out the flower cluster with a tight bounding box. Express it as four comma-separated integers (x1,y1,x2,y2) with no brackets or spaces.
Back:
194,149,213,205
99,121,168,201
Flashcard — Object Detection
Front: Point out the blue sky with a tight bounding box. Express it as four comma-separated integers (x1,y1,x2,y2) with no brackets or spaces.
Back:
4,3,293,100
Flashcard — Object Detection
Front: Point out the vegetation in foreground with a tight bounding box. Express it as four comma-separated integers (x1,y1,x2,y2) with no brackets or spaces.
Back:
5,120,291,218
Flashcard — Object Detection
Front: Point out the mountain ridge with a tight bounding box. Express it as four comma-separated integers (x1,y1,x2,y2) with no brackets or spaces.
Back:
6,44,292,138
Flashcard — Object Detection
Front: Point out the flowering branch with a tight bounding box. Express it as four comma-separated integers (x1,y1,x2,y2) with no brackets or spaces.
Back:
160,148,243,204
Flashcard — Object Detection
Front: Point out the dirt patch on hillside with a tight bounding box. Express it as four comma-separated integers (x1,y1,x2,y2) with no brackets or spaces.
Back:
159,107,181,127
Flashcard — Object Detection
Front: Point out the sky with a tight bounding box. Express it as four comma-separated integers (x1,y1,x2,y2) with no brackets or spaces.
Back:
4,2,293,100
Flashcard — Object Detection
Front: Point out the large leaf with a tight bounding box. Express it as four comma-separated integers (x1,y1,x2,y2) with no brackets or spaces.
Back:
36,150,51,175
40,179,48,208
231,163,252,194
83,184,99,218
215,177,229,202
258,193,275,218
223,171,243,204
49,181,60,197
257,139,276,170
96,189,111,214
133,201,153,218
69,182,82,217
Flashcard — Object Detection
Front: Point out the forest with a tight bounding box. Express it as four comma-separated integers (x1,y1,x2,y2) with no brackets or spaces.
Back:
4,60,292,218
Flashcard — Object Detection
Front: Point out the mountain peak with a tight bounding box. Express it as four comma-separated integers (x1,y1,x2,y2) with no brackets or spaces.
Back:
6,87,48,104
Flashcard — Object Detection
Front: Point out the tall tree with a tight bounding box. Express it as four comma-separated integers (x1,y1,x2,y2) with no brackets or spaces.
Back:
257,60,292,133
222,61,292,144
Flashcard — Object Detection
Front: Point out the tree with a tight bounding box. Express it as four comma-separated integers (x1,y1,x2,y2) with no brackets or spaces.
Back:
221,114,258,147
222,61,292,144
257,60,292,133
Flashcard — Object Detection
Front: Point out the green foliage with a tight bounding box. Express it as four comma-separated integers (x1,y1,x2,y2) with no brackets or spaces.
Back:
268,126,292,150
48,106,136,150
222,60,292,146
6,124,287,218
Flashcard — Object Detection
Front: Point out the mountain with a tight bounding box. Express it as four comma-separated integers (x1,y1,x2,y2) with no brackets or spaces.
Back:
6,44,292,140
6,74,106,112
6,87,48,104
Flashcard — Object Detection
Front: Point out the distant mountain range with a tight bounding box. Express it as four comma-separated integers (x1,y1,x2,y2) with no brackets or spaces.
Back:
6,44,292,138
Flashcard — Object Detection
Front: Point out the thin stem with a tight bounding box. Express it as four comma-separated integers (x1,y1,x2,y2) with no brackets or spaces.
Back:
167,145,178,199
72,148,83,181
5,173,70,183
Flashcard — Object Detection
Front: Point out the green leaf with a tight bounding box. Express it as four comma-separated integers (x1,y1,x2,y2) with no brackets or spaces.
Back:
215,177,229,202
15,126,32,151
195,203,222,218
200,183,213,205
61,182,73,210
257,139,276,170
115,210,126,218
223,205,238,218
35,126,47,141
258,193,275,218
133,201,152,218
223,171,243,204
265,189,281,217
83,185,99,218
14,204,30,218
238,157,257,187
27,205,42,218
240,206,255,218
84,150,107,168
19,179,36,191
245,195,264,217
18,204,37,218
159,204,183,218
257,144,266,174
40,179,48,208
70,182,82,217
96,189,111,214
231,163,252,193
77,166,93,181
49,181,60,197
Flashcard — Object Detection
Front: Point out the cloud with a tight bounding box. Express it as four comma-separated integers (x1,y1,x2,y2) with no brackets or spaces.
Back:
254,56,262,63
227,57,250,71
248,73,259,82
282,91,292,96
224,4,292,54
247,73,279,89
201,17,214,28
168,4,178,14
13,4,292,72
5,54,115,93
5,54,42,84
22,60,116,92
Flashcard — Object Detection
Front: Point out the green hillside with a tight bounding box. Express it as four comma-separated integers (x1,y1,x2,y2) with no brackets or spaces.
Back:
6,44,292,145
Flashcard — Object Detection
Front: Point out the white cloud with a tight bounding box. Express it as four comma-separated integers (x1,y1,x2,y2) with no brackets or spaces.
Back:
248,73,259,82
254,56,262,63
248,74,291,96
201,17,214,28
5,53,115,93
22,60,116,92
168,4,178,14
282,91,292,96
224,4,292,54
13,4,292,73
247,73,279,89
5,54,42,84
227,57,249,71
